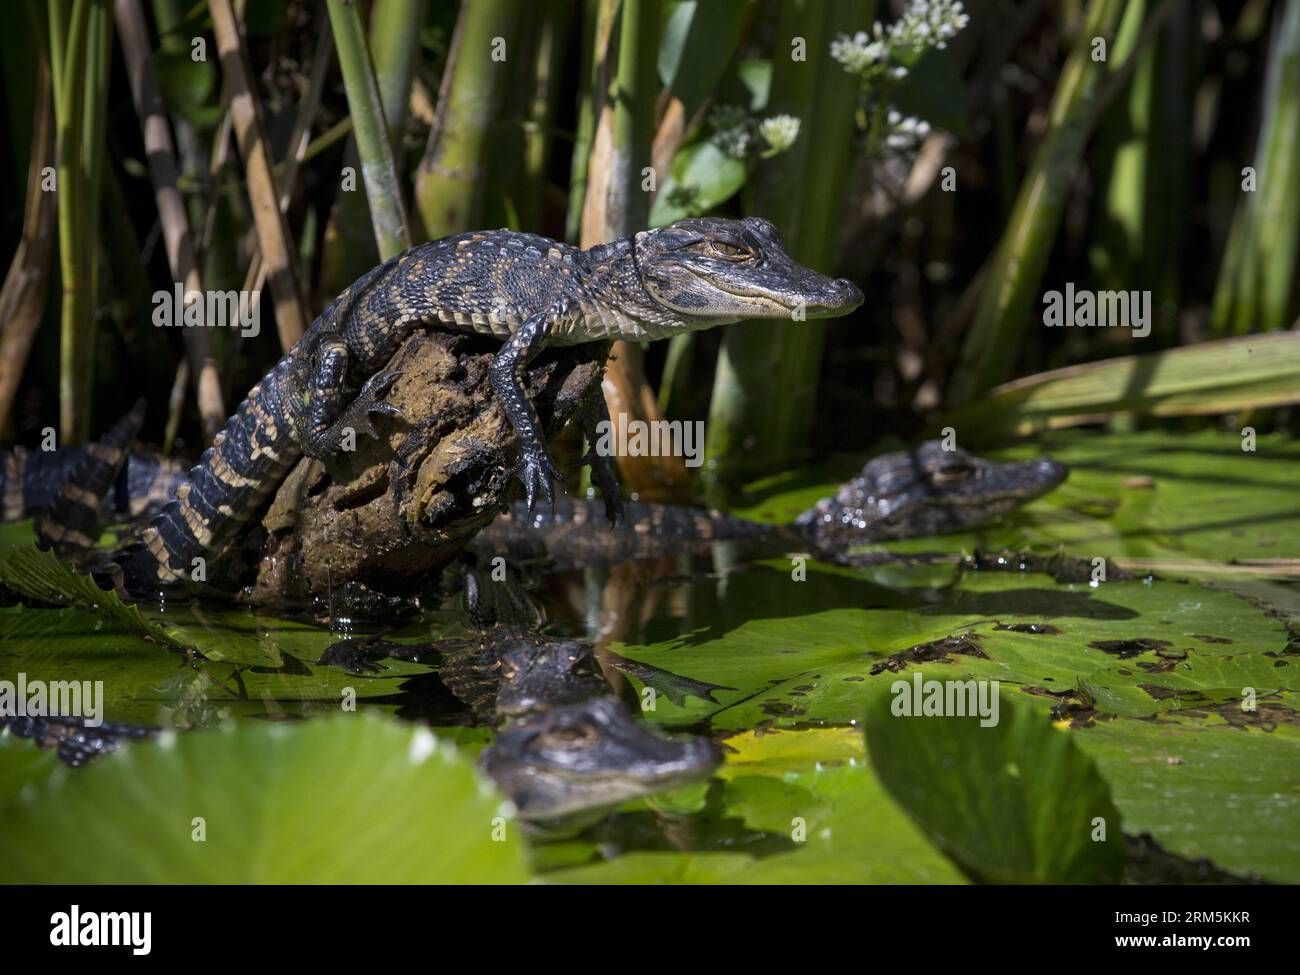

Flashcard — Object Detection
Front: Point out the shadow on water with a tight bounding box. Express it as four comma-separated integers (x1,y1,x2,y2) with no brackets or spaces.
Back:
533,553,1140,650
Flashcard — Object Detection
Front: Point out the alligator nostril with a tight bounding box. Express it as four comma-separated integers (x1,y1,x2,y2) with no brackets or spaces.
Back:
833,278,864,305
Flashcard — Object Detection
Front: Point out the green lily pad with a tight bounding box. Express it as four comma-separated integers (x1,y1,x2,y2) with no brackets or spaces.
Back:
0,544,185,648
0,714,529,883
866,692,1126,883
0,588,463,727
546,727,966,884
616,567,1293,732
1075,714,1300,882
0,729,62,806
1021,431,1300,570
610,559,1297,878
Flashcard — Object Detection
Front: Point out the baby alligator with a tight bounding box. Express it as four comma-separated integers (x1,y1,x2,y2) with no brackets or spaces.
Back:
84,217,860,592
320,568,723,821
471,441,1070,568
3,440,1067,575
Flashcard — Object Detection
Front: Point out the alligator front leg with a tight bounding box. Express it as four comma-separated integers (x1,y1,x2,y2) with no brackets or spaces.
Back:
299,337,404,458
490,306,565,510
579,389,625,525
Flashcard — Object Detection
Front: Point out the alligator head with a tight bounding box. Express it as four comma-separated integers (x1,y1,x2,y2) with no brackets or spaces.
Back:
481,697,722,822
494,638,607,718
796,441,1068,552
623,216,864,324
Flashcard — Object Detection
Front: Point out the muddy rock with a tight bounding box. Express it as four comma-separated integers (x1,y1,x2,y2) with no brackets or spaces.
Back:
247,331,608,612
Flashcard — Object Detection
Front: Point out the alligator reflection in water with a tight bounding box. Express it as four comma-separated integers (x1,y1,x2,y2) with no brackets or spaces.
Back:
322,566,727,822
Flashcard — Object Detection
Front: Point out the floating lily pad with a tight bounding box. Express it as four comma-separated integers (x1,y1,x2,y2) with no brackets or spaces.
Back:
547,727,966,884
0,729,62,806
0,714,529,883
610,558,1297,878
866,693,1126,883
1074,714,1300,882
616,568,1293,732
0,544,184,648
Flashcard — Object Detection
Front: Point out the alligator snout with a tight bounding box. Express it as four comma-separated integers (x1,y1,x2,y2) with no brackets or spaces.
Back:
808,277,864,316
1035,456,1069,489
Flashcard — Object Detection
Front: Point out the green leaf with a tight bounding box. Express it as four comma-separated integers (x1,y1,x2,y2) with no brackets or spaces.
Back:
0,519,35,558
1001,429,1300,569
736,58,772,112
657,0,751,120
866,692,1126,883
0,600,464,726
546,727,966,884
1075,714,1300,882
0,544,185,649
0,729,62,807
0,714,530,883
154,47,218,127
616,567,1292,732
650,140,748,226
950,333,1300,436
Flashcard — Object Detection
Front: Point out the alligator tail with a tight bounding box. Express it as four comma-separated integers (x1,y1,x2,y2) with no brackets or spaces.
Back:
34,399,147,564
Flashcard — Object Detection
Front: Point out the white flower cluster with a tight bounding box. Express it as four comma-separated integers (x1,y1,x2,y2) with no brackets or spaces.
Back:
830,25,890,75
758,114,801,153
831,0,970,77
709,105,802,159
892,0,971,52
885,108,931,149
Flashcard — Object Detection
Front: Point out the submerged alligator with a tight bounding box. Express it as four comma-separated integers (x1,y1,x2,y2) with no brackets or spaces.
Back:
470,441,1069,569
321,568,723,820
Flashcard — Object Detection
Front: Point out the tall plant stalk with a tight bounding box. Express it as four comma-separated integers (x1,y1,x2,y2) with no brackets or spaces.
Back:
326,0,415,261
1211,0,1300,334
210,0,309,350
565,0,601,243
415,0,520,240
704,0,869,497
0,39,56,435
947,0,1172,406
1088,0,1192,320
578,0,687,500
116,0,226,441
51,0,91,442
318,0,421,295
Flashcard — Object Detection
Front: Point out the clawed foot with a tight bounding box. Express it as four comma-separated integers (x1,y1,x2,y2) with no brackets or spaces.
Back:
334,370,405,445
582,446,624,526
509,444,564,512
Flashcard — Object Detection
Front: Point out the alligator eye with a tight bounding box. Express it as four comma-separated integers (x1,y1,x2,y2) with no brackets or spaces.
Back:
538,724,598,750
706,240,751,260
932,463,975,484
